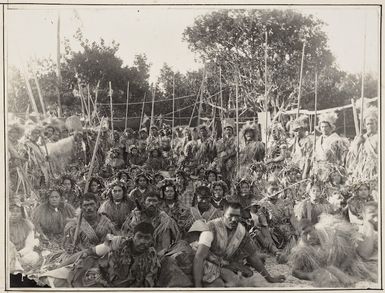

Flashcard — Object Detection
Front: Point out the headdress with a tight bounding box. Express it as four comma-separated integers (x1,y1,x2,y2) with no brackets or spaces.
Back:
267,122,286,138
363,106,378,123
290,115,309,131
8,121,25,140
222,118,235,130
239,121,259,142
211,180,228,194
135,172,152,184
129,144,138,152
65,115,82,132
139,127,148,133
280,163,302,177
318,111,338,131
249,161,267,174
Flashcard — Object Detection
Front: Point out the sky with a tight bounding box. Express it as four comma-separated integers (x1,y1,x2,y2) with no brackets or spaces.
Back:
6,5,380,82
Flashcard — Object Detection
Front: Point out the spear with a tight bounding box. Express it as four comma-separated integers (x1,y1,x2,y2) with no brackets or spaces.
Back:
150,85,155,128
235,75,240,175
72,117,104,249
360,17,367,135
125,81,130,130
22,70,39,113
172,74,176,146
87,84,91,124
32,69,46,115
139,92,146,132
313,70,318,163
56,12,62,117
219,66,223,120
297,41,306,118
109,82,114,138
264,31,269,152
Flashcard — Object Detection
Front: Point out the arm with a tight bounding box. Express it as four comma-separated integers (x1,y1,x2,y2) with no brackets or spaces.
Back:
356,222,377,260
246,253,285,283
193,244,210,287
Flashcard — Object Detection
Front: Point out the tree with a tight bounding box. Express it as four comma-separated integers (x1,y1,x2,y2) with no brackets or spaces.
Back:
183,9,335,114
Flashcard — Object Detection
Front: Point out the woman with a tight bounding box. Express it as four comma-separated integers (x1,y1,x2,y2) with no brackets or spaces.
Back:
176,170,195,208
160,180,193,237
60,174,82,208
345,181,375,225
128,172,153,206
32,187,76,244
98,180,136,231
211,180,228,210
205,169,218,189
145,148,166,172
87,177,105,200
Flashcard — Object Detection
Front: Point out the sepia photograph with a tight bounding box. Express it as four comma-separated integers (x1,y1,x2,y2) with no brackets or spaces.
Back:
4,3,381,289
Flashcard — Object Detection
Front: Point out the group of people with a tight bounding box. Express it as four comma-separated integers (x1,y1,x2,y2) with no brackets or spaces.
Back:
7,104,379,288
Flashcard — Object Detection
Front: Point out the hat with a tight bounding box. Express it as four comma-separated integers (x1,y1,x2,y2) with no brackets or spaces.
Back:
223,118,235,130
150,125,158,130
139,127,148,133
129,144,138,152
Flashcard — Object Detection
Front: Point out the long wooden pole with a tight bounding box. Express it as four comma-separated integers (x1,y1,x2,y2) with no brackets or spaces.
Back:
22,71,39,113
56,12,62,117
93,81,100,121
150,85,155,128
32,70,46,115
73,117,104,248
313,71,318,159
87,84,91,124
264,31,268,151
235,76,240,175
139,92,146,131
109,82,114,138
351,98,359,136
297,41,306,118
172,75,176,145
125,81,130,130
360,18,367,135
219,66,223,120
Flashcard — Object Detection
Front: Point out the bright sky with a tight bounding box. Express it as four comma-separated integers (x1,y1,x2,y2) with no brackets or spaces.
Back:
6,5,380,82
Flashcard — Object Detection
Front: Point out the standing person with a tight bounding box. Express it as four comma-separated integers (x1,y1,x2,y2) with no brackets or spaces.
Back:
347,106,378,180
313,112,349,176
137,128,149,154
19,124,50,188
122,192,180,251
193,202,285,287
190,186,223,222
239,121,265,178
32,186,76,244
147,125,161,151
63,193,116,257
127,145,145,166
145,148,166,172
214,119,237,182
176,170,195,208
98,180,135,231
265,122,288,169
196,125,215,166
289,115,313,179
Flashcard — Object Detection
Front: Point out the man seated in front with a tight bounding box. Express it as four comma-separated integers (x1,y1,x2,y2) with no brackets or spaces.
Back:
68,222,160,287
193,201,286,287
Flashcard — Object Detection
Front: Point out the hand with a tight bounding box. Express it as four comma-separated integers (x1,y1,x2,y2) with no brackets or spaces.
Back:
104,234,114,247
265,275,285,283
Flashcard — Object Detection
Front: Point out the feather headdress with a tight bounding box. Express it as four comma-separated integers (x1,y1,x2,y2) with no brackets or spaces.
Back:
239,121,260,142
318,111,338,131
290,115,309,131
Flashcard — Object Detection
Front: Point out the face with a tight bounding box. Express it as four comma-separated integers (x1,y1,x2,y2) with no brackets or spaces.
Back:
272,128,280,140
213,185,224,199
183,167,191,176
140,131,148,139
90,181,99,193
197,195,210,210
150,128,158,136
199,128,208,138
45,127,54,138
320,122,332,136
112,186,124,201
330,172,342,185
30,129,40,142
245,130,254,141
144,196,159,214
152,150,160,157
289,171,300,182
309,185,321,202
302,226,320,245
198,169,205,178
358,185,370,199
131,148,138,155
365,118,377,134
183,130,190,138
223,207,241,230
82,199,97,217
49,191,61,207
120,174,128,182
164,186,176,201
224,127,233,137
127,179,135,191
10,205,23,219
208,172,217,182
292,128,304,139
176,174,185,185
161,141,169,149
255,170,263,179
133,231,153,253
8,129,20,143
63,179,72,191
138,177,148,188
240,183,250,196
